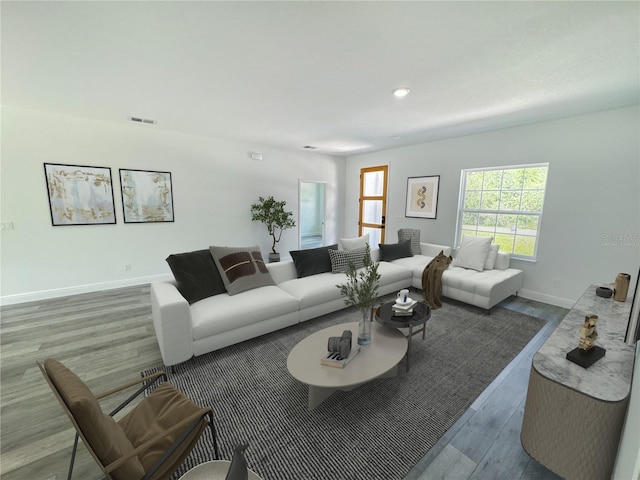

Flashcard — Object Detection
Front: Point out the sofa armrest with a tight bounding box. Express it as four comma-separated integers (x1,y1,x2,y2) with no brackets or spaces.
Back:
420,242,452,257
494,252,511,270
150,281,194,367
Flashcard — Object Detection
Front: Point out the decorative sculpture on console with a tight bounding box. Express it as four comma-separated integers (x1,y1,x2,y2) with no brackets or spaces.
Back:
578,314,599,353
566,313,605,368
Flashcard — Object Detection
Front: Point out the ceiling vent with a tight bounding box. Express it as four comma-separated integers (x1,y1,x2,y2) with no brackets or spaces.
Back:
128,116,157,125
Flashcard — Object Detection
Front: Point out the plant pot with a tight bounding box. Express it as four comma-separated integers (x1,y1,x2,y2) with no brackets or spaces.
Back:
269,252,280,263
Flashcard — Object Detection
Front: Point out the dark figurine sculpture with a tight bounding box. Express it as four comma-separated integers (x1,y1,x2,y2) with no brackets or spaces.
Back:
225,443,249,480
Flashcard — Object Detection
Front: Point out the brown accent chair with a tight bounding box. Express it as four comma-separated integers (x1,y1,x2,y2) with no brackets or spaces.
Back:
38,359,218,480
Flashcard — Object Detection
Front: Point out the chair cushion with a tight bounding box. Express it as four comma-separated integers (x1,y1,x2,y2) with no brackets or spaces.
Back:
44,359,145,480
209,246,275,295
379,240,413,262
166,249,226,304
289,244,338,278
118,383,207,476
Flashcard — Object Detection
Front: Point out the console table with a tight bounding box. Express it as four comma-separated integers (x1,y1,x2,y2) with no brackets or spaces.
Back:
521,284,635,480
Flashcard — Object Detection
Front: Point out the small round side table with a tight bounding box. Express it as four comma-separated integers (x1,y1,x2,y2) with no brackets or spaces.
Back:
375,301,431,372
179,460,262,480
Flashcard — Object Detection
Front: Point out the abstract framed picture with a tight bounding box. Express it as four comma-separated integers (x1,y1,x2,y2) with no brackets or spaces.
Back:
405,175,440,219
119,169,174,223
44,163,116,226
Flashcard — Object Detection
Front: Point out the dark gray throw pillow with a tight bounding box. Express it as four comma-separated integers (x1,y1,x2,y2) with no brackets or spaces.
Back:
166,249,226,304
379,240,413,262
290,244,338,278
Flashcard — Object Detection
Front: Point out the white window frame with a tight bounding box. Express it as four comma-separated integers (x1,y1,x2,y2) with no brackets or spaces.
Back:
455,163,549,261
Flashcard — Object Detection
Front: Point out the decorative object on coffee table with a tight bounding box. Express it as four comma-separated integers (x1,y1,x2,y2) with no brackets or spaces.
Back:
566,314,606,368
250,196,296,262
376,300,431,372
336,245,380,345
225,443,249,480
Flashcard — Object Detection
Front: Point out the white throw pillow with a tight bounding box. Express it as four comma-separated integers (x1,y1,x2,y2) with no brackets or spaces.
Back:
454,235,493,272
339,233,369,251
484,244,500,270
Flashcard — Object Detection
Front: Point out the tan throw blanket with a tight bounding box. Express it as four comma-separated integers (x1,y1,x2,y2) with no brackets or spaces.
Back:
422,250,452,309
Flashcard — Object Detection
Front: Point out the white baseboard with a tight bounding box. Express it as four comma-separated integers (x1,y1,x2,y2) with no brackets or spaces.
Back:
0,274,173,306
518,289,575,309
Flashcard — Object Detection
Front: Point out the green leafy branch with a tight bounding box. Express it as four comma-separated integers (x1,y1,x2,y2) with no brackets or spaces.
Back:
336,244,381,316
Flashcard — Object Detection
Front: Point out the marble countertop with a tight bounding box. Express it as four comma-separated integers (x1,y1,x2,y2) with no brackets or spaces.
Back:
532,284,636,402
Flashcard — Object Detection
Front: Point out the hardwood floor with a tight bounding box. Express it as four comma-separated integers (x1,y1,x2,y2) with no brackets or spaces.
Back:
0,287,568,480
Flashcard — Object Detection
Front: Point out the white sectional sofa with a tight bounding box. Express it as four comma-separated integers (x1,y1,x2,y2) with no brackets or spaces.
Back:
151,242,523,367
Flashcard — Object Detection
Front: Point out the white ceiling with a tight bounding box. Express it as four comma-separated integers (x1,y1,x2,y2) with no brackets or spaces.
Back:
2,1,639,156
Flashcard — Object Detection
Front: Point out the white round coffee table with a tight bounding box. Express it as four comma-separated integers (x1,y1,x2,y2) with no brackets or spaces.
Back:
287,321,407,410
179,460,262,479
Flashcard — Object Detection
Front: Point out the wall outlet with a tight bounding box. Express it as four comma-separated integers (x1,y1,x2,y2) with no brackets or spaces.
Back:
124,264,132,272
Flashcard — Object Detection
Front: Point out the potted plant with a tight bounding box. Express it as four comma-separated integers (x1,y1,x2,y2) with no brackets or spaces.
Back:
336,245,381,345
250,196,296,262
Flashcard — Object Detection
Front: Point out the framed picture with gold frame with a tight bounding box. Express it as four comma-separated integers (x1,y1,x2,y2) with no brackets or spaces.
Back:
405,175,440,219
44,163,116,226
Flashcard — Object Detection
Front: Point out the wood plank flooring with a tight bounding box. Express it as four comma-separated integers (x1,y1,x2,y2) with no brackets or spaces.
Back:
0,287,568,480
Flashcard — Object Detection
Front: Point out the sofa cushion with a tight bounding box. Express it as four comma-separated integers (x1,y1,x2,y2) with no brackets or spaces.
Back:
453,235,492,272
379,240,413,262
339,233,369,250
209,246,275,295
279,272,349,310
44,359,145,480
397,228,421,255
166,250,226,304
190,285,299,339
484,244,500,270
329,246,368,273
289,244,338,278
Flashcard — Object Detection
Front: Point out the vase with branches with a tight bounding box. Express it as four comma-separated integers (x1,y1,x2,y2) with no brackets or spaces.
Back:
336,245,381,345
250,196,296,262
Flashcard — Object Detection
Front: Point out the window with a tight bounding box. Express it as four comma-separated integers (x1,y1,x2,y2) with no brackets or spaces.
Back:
456,164,549,260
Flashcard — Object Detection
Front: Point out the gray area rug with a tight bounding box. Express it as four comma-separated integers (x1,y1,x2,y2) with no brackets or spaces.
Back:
143,296,545,480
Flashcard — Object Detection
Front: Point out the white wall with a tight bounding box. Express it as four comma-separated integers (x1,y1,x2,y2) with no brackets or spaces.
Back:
345,106,640,307
0,107,345,304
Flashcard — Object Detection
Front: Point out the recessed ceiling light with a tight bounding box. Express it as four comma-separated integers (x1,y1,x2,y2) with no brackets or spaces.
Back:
393,87,411,98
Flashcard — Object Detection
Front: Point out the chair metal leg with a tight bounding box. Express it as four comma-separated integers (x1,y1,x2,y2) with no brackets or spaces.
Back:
68,433,79,480
207,411,219,460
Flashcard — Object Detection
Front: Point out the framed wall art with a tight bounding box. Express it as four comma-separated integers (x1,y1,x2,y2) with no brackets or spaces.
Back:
119,169,174,223
44,163,116,226
405,175,440,219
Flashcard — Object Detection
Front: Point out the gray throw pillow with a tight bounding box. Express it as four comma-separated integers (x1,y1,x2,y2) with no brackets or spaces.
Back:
398,228,421,255
328,246,368,274
209,246,275,295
